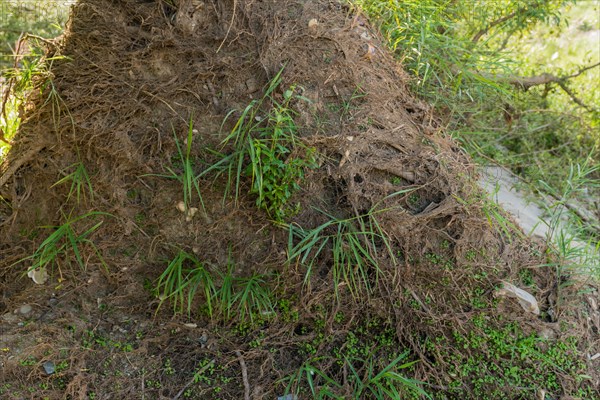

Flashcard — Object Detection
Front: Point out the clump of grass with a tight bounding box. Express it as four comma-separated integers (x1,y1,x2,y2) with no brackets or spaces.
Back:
51,161,94,204
344,351,430,399
155,249,216,316
1,39,71,159
155,250,275,324
288,215,377,298
209,67,318,222
144,118,204,214
216,264,274,324
283,357,341,399
282,352,430,399
287,190,412,299
17,211,112,278
287,206,395,299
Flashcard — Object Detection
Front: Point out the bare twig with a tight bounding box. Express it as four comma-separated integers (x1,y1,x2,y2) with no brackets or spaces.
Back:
470,2,552,44
472,10,520,43
235,350,251,400
21,33,58,47
406,286,431,313
454,62,600,92
562,62,600,80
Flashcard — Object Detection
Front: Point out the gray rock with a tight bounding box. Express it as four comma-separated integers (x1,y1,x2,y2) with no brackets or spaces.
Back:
199,333,208,346
43,361,55,375
19,304,32,315
277,395,298,400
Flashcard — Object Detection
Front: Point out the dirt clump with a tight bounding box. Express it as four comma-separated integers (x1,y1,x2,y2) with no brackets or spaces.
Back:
1,0,598,399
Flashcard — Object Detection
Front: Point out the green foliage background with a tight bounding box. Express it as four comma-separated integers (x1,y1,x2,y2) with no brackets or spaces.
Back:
352,0,599,199
0,0,71,68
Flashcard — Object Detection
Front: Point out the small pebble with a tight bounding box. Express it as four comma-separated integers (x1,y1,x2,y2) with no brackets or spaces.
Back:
28,268,48,284
19,304,32,315
278,395,298,400
199,333,208,347
538,328,556,340
43,361,55,375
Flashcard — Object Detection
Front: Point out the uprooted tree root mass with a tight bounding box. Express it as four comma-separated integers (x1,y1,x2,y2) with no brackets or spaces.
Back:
1,0,598,398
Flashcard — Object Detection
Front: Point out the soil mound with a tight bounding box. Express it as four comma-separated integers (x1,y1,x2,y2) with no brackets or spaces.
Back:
1,0,598,398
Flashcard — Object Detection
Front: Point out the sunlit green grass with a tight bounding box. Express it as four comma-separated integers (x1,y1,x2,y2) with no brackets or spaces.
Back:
511,2,599,136
353,0,599,217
